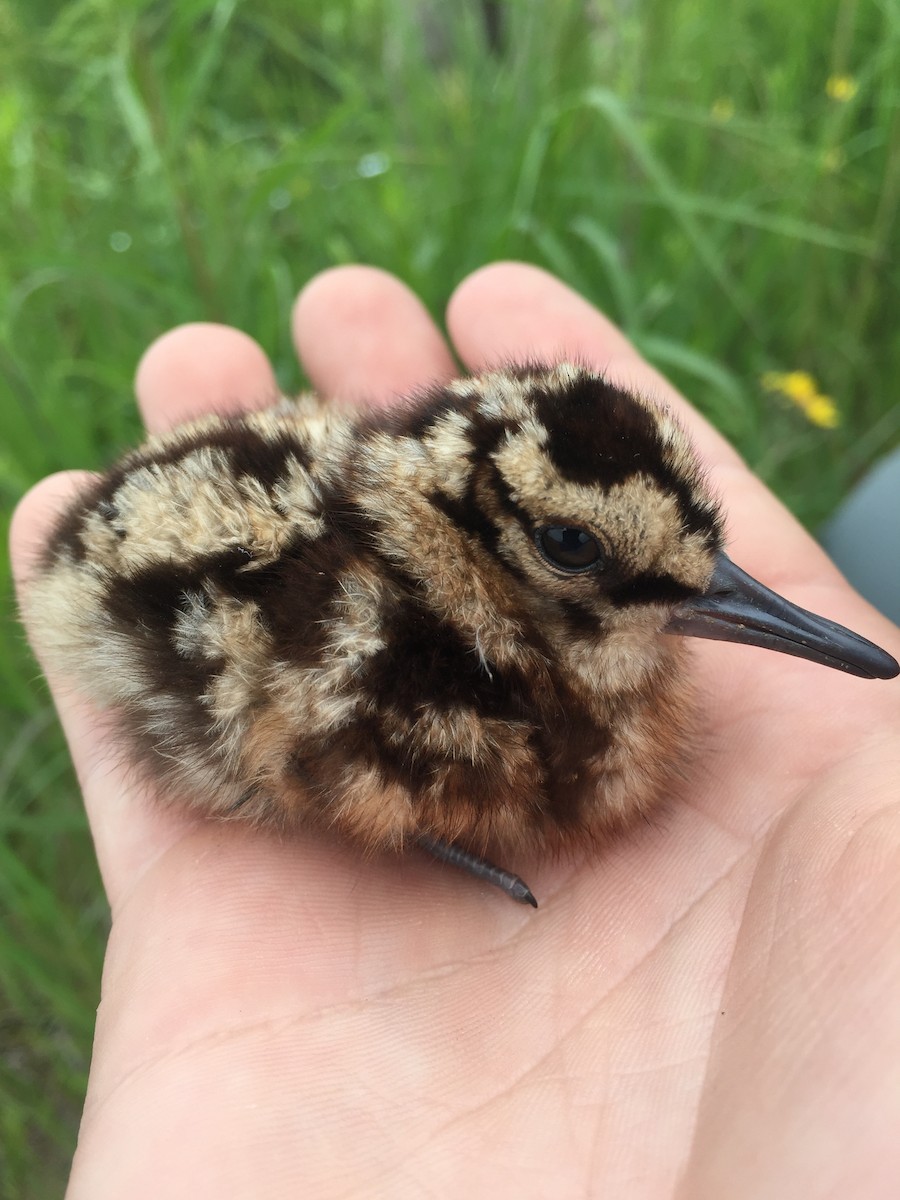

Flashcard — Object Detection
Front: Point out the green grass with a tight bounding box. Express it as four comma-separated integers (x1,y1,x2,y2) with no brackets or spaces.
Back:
2,0,899,1191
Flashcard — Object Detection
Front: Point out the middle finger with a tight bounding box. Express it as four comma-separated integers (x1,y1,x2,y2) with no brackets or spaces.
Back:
292,265,457,405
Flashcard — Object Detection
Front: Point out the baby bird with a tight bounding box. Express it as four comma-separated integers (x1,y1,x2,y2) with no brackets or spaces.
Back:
27,364,899,905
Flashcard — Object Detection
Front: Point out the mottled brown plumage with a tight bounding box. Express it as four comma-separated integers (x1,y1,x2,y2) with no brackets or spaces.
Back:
26,364,898,904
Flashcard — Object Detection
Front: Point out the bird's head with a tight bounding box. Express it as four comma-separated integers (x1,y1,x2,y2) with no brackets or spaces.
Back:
355,364,898,685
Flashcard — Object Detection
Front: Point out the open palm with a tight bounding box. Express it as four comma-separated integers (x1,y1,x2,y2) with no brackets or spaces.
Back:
13,264,900,1199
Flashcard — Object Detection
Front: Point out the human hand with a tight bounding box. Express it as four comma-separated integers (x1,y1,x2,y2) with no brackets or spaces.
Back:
13,264,900,1198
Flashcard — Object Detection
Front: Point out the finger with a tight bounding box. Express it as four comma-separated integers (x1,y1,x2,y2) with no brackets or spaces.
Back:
135,323,279,434
293,265,457,405
10,471,94,591
446,264,847,590
11,476,199,905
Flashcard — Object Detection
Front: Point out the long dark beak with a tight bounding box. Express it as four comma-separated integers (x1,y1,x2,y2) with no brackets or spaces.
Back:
667,551,899,680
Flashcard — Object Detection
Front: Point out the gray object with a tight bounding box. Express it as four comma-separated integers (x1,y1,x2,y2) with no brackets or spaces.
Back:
821,447,900,624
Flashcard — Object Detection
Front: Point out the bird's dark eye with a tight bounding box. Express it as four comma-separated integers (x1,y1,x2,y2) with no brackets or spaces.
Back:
535,526,604,573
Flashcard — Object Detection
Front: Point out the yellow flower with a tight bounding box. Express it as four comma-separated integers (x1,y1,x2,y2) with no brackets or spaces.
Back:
780,371,818,401
762,370,816,400
761,371,841,428
803,394,840,429
711,97,735,123
826,74,858,102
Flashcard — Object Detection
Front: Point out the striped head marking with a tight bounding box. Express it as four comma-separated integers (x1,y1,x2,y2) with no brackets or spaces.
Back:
362,364,725,654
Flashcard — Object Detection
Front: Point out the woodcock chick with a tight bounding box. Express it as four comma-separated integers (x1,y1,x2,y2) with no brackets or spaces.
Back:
27,364,899,905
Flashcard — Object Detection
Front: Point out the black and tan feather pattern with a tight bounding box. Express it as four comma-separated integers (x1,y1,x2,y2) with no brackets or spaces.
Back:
26,363,897,904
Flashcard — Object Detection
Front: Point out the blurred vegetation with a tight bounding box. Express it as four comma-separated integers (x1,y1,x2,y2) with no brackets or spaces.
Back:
2,0,898,1191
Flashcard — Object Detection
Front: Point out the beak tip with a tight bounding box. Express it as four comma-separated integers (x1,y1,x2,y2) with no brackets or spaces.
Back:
870,652,900,682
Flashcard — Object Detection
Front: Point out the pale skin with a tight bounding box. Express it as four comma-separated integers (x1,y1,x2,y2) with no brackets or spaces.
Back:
12,263,900,1199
